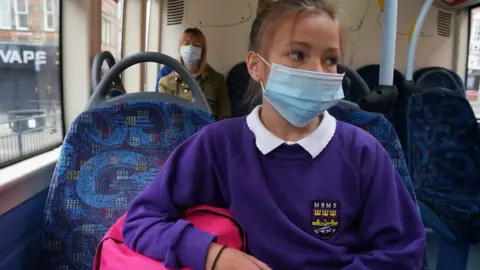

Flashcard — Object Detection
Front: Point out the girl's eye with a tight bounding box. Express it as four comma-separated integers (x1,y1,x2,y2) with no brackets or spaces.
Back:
325,57,338,65
289,51,305,61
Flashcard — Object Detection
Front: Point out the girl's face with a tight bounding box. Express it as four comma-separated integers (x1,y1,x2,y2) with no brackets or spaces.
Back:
249,11,341,85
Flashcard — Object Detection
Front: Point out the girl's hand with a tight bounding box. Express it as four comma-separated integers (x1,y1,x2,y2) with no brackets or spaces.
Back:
205,243,272,270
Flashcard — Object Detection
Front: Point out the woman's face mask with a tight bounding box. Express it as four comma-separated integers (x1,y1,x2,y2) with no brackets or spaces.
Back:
257,54,345,127
180,45,202,66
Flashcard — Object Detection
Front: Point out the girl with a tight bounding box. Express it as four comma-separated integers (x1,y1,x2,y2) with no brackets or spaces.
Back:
123,1,426,269
158,28,231,120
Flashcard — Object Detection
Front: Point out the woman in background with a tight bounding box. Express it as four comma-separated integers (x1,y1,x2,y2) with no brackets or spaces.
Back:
158,28,231,120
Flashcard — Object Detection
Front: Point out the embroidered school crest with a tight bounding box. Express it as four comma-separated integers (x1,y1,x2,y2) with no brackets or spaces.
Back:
311,200,340,240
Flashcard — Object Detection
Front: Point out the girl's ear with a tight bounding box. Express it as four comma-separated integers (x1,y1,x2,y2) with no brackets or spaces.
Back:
246,51,263,82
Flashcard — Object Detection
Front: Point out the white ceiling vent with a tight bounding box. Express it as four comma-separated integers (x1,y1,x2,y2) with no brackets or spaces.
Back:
166,0,185,26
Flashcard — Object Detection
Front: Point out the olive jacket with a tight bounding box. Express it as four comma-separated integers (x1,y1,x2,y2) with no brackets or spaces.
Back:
158,65,231,120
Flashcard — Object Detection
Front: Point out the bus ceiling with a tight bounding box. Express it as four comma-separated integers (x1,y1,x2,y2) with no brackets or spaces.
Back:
436,0,480,9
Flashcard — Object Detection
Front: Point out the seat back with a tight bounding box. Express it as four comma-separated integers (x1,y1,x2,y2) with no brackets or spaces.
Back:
356,64,405,91
355,65,409,156
407,88,480,190
226,62,261,117
355,64,404,114
413,67,465,95
40,100,215,270
328,103,429,270
355,64,404,112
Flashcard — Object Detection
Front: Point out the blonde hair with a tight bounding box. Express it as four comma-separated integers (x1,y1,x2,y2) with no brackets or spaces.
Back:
179,28,208,77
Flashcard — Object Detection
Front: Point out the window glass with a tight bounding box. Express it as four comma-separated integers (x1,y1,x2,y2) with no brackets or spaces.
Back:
468,7,480,118
0,0,12,30
44,0,55,31
0,0,62,168
14,0,28,30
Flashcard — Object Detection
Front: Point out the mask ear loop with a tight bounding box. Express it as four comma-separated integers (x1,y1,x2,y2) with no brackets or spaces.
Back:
256,53,272,68
256,53,271,93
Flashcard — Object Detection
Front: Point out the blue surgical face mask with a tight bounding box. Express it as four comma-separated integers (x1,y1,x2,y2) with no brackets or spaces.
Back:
258,55,345,127
180,45,202,66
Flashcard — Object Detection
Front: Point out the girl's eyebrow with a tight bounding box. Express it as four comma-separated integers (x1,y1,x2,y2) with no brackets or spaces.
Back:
286,41,340,52
287,41,311,48
325,47,341,53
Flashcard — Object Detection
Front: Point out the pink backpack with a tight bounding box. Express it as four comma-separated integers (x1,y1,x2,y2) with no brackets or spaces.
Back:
93,205,246,270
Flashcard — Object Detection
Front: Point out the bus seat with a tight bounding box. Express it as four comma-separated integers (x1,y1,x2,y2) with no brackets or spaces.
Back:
355,65,409,156
226,61,261,117
413,67,465,95
154,66,174,92
336,64,363,105
407,88,480,245
355,64,405,109
328,102,429,270
352,65,402,117
356,64,405,91
39,100,215,270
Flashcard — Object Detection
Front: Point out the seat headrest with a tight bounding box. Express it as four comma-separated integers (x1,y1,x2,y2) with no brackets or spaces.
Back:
356,64,405,89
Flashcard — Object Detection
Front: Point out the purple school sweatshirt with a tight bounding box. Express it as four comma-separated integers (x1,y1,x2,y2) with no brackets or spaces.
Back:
122,117,426,270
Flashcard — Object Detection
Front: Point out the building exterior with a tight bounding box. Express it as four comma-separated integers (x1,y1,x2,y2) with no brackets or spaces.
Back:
102,0,124,61
0,0,60,44
0,0,61,115
0,0,124,115
0,0,122,49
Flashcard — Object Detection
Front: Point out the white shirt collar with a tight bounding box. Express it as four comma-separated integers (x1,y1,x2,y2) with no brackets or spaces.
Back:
246,106,337,158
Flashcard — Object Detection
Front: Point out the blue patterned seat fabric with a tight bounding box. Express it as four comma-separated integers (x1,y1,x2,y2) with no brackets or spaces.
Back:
328,105,429,270
407,89,480,244
39,100,215,270
413,67,465,95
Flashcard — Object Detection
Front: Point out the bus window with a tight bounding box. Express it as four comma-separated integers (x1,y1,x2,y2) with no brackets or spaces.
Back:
0,0,62,168
467,6,480,117
101,0,124,76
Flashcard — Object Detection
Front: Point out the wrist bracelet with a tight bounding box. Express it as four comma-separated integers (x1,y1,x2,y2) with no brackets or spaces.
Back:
211,245,228,270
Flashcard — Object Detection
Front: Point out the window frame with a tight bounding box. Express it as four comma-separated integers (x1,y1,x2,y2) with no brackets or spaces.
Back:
13,0,28,31
44,0,55,31
0,0,12,30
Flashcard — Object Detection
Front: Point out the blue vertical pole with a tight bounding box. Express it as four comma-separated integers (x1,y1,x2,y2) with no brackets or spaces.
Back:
405,0,434,80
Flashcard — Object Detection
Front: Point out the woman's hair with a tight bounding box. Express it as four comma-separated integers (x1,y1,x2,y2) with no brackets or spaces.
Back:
179,28,208,77
246,0,340,104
